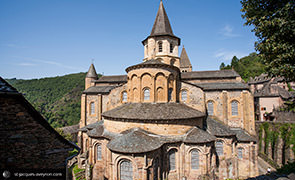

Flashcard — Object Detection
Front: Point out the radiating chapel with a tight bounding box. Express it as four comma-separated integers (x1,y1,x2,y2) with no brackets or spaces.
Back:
77,1,258,180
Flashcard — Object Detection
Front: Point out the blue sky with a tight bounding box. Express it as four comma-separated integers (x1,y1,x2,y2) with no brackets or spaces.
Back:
0,0,257,79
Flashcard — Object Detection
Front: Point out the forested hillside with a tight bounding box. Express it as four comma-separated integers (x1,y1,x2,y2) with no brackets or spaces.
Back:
6,73,88,128
220,52,266,82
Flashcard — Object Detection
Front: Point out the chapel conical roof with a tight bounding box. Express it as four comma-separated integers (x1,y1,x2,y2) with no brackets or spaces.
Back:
142,1,180,45
180,46,192,68
86,64,98,79
150,0,174,36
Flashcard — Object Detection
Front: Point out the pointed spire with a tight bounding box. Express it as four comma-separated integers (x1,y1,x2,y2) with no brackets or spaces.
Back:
150,1,174,36
180,46,192,68
86,63,98,79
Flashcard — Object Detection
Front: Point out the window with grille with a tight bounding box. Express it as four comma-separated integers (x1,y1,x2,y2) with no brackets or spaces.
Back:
231,100,238,116
208,101,214,115
168,149,176,171
122,91,127,102
168,88,173,101
90,102,95,115
191,150,199,169
97,144,102,160
216,141,223,156
181,90,187,101
144,88,150,101
158,42,163,52
170,43,173,53
120,160,133,180
238,148,243,159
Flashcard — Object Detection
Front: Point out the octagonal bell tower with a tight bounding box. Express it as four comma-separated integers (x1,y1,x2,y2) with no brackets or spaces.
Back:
142,1,181,68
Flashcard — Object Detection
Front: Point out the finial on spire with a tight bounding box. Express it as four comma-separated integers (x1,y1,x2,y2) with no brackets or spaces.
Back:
86,63,98,79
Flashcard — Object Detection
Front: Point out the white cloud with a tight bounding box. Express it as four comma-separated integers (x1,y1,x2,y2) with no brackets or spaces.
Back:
11,56,79,70
214,49,247,61
219,25,240,38
16,63,37,66
1,43,28,49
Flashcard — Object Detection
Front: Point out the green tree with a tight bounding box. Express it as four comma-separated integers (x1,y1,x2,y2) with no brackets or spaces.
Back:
241,0,295,82
219,62,226,70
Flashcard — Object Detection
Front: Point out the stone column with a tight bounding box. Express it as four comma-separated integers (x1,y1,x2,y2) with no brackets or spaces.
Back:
222,91,228,125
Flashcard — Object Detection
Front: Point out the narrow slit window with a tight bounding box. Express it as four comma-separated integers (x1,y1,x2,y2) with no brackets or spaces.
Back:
90,102,95,115
231,100,238,116
158,42,163,52
238,148,243,159
168,149,176,171
144,88,150,101
120,160,133,180
122,91,127,102
191,150,199,169
170,43,173,53
97,144,102,160
168,88,173,101
181,90,187,101
208,101,214,115
216,141,223,156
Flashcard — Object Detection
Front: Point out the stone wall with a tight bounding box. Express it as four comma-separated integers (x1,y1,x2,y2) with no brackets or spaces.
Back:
256,121,295,167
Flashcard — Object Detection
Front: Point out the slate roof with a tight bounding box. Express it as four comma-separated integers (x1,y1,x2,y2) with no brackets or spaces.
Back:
206,117,235,137
248,73,285,84
83,86,116,94
142,1,180,45
230,128,257,142
0,77,18,94
0,77,79,151
181,70,240,80
60,124,79,134
150,1,174,36
184,127,216,143
254,82,293,99
126,59,180,73
107,128,163,153
102,103,205,121
86,64,98,78
94,75,127,83
180,47,192,68
194,82,249,91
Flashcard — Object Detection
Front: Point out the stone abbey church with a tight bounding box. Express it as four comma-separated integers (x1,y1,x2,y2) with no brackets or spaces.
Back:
77,1,258,180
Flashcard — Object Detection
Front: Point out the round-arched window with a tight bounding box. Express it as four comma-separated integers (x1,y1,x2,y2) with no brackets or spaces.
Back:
144,88,150,101
120,160,133,180
181,90,187,101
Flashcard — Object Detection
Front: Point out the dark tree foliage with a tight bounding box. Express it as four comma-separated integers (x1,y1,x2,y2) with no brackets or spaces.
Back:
241,0,295,82
220,53,266,82
6,72,99,128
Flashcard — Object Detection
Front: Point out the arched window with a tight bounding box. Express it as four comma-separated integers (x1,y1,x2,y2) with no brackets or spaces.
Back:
96,144,102,160
181,90,187,101
168,149,176,171
238,147,243,159
191,149,199,169
144,88,150,101
90,102,95,115
168,88,173,101
207,101,214,115
122,91,127,102
170,43,173,53
216,141,223,156
158,41,163,52
231,100,238,116
120,160,133,180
